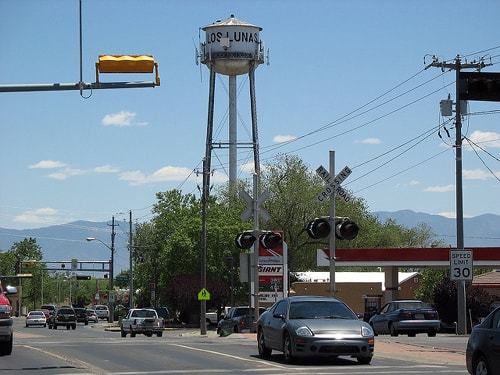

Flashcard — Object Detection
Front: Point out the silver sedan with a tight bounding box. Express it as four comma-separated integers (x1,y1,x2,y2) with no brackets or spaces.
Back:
26,311,47,327
257,296,374,364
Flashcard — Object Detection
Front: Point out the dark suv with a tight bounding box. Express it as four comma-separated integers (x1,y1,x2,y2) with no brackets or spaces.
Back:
48,307,77,330
73,308,88,325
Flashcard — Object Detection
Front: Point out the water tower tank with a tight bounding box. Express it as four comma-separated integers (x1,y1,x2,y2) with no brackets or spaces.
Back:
201,15,264,76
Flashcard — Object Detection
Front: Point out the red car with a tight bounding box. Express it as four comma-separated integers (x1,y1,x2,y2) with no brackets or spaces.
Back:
0,285,17,356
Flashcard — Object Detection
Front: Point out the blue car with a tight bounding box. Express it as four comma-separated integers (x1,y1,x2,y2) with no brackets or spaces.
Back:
368,299,440,337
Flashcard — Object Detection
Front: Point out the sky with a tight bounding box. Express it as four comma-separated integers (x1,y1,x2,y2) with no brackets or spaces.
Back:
1,0,499,230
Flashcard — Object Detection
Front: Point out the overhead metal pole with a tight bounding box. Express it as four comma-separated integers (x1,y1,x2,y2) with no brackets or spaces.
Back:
249,64,261,330
329,150,336,296
109,216,116,323
200,67,216,335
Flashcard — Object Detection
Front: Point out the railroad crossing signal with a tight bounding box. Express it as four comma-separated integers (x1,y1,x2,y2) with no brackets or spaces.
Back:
316,165,352,203
235,231,283,250
239,189,270,222
306,217,359,241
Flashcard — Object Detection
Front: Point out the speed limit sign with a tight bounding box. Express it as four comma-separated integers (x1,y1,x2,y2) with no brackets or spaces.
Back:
450,249,473,281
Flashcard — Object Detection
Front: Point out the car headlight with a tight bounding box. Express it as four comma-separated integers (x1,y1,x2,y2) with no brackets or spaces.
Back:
361,325,374,337
295,326,313,336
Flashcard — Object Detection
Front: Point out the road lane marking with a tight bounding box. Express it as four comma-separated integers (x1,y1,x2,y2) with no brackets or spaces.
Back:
21,345,107,374
166,343,287,369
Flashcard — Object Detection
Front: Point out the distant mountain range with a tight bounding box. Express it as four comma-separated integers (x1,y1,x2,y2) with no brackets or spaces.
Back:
0,221,130,272
0,211,498,272
374,210,500,247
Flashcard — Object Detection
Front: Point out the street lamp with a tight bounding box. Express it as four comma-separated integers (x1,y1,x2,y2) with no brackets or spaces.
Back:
86,237,114,323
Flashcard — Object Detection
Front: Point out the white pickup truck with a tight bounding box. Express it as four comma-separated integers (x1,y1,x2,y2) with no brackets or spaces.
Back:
120,308,164,338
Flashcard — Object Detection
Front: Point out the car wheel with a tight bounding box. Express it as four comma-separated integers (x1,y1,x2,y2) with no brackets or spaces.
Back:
25,323,28,328
357,356,372,365
145,333,153,337
121,330,127,338
369,322,378,336
157,332,163,337
72,324,76,330
66,325,70,330
233,325,239,333
0,334,13,356
389,323,398,337
474,355,490,375
283,333,295,363
44,324,46,328
427,330,436,337
130,332,136,338
54,324,58,330
257,329,272,359
85,321,88,326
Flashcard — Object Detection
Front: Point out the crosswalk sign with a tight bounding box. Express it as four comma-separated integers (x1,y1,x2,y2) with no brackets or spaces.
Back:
197,288,211,301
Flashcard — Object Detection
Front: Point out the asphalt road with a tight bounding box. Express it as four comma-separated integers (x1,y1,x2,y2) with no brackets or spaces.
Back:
0,318,470,375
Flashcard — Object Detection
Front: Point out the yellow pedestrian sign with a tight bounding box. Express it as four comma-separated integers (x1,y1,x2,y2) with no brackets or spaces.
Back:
197,288,211,301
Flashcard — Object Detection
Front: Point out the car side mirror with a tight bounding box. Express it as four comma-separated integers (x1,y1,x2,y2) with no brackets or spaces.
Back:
273,313,285,320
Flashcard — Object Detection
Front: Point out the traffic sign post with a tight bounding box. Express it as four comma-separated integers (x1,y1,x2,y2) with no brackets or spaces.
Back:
450,249,473,281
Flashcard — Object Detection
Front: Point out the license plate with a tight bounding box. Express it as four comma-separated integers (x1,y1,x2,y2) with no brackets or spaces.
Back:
415,314,424,319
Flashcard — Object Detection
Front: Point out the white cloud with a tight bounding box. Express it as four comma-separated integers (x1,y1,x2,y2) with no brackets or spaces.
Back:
94,165,120,173
437,211,473,219
424,184,454,193
29,160,66,169
14,207,58,224
466,130,500,149
48,167,86,180
273,134,297,143
356,138,382,145
463,169,492,180
119,166,196,185
239,161,269,174
102,111,147,127
409,180,420,186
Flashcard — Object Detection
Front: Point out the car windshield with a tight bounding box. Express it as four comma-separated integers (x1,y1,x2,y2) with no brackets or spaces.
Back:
95,306,107,310
58,308,74,314
29,311,44,316
131,310,156,318
289,301,357,320
395,301,430,310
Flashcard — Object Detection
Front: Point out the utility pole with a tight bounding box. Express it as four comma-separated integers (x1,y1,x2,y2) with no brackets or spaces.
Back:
427,55,487,335
129,210,134,309
328,150,336,296
109,216,116,323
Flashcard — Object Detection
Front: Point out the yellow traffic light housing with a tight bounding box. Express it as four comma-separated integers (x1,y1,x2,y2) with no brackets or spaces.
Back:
95,55,160,85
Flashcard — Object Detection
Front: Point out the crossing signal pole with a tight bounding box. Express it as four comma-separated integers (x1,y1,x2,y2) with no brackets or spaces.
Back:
426,55,489,335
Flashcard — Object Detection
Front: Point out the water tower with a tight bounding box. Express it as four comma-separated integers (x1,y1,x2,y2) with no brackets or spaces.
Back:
196,15,267,334
198,14,266,189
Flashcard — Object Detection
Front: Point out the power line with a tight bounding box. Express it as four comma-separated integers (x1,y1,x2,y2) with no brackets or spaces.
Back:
464,137,500,183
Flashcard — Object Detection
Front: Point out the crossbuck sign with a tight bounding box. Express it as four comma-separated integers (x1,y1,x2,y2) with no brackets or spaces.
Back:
316,165,352,203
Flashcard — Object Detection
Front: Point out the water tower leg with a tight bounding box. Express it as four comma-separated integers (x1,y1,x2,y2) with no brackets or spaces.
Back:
229,75,237,191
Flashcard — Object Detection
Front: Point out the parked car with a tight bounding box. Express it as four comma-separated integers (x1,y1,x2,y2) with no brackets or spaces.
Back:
0,285,17,356
86,309,99,323
217,306,267,335
154,306,171,323
26,310,47,327
120,308,164,338
257,296,374,364
73,308,88,325
466,306,500,375
368,299,440,337
40,304,57,318
94,305,110,320
48,307,77,330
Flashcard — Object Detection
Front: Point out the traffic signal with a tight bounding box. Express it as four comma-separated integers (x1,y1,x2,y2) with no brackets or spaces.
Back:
95,55,160,85
306,217,359,241
235,231,282,249
459,72,500,102
76,275,91,280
